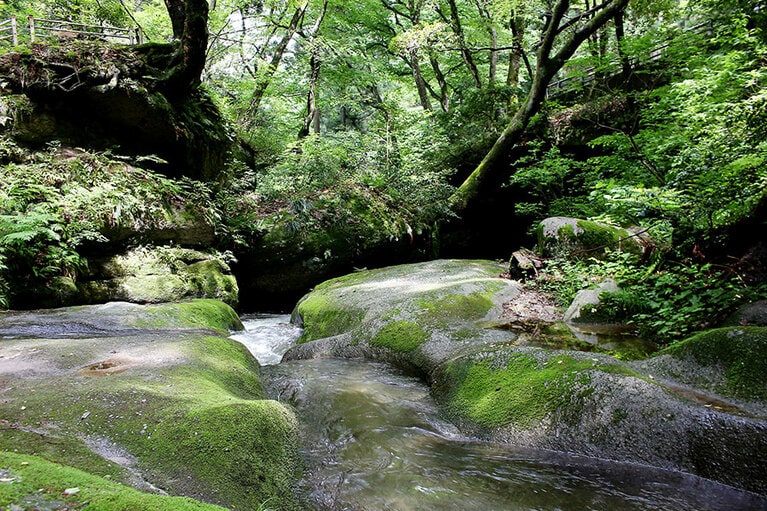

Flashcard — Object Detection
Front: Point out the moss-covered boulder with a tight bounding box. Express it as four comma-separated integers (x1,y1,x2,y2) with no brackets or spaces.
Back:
286,259,767,495
0,41,231,181
537,217,647,259
642,327,767,403
287,259,521,373
0,300,301,510
77,247,238,307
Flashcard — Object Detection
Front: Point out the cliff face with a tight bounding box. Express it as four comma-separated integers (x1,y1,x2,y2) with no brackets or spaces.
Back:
0,39,231,181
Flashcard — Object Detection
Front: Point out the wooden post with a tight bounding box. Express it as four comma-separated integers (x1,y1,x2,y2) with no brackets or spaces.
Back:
135,26,143,44
28,16,34,42
11,16,17,45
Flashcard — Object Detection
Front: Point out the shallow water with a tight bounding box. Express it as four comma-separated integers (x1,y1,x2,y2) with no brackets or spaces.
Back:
232,315,767,511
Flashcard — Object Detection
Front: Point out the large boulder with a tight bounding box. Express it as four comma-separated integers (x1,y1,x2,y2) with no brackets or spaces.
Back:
76,247,238,307
0,41,231,181
563,278,621,323
537,216,648,259
287,259,521,374
286,259,767,495
0,300,301,510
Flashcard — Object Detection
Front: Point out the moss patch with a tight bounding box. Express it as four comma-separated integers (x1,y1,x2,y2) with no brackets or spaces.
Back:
0,452,229,511
661,327,767,400
131,299,243,332
417,290,497,325
441,353,596,428
370,321,429,352
295,298,366,343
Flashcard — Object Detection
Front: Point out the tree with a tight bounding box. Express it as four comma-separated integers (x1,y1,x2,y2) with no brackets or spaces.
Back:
298,0,329,138
449,0,631,213
248,0,311,116
161,0,210,94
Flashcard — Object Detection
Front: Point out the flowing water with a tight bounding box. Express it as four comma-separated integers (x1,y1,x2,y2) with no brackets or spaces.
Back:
232,315,767,511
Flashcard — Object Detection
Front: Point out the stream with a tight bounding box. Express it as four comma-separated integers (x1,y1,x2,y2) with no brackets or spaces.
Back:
230,314,767,511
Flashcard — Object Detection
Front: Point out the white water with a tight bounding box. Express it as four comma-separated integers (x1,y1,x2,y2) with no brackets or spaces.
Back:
231,315,767,511
229,313,302,366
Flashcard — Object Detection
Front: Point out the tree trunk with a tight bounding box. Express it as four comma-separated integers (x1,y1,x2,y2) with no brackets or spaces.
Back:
506,13,532,87
488,26,498,83
298,0,328,139
299,49,322,138
410,47,433,111
449,0,631,213
164,0,186,39
249,0,310,117
614,10,632,79
446,0,482,88
429,52,450,112
161,0,209,95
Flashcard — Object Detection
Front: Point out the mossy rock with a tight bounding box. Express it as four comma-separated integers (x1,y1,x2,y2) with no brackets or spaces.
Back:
537,217,645,259
654,327,767,401
0,302,299,510
0,452,228,511
77,247,238,307
0,41,232,181
288,259,521,372
286,260,767,495
0,299,243,337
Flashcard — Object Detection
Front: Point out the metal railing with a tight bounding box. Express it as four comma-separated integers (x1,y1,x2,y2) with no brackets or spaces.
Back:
546,21,713,99
0,15,142,46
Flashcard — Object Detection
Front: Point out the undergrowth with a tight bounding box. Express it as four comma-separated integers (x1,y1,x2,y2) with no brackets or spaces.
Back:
530,251,767,345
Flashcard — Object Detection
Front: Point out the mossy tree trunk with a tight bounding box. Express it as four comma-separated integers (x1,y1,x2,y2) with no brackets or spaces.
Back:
449,0,631,214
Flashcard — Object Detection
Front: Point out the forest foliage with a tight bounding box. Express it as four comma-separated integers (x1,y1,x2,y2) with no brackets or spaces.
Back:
0,0,765,343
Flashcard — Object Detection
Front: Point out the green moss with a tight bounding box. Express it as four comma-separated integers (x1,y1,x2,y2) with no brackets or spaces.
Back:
131,299,243,332
0,430,127,483
417,290,497,325
0,332,301,510
0,452,228,511
443,353,595,428
295,293,365,343
186,260,238,304
370,321,429,352
576,220,641,256
145,401,300,511
538,218,642,259
661,327,767,399
559,223,576,240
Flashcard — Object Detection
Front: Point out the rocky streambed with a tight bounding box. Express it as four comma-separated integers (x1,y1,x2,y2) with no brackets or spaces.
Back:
287,259,767,497
1,260,766,510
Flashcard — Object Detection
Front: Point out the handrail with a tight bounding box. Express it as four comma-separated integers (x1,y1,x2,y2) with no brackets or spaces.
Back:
0,15,142,46
546,21,713,99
